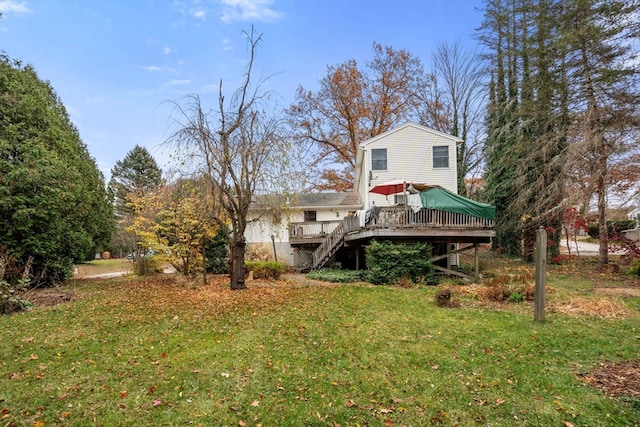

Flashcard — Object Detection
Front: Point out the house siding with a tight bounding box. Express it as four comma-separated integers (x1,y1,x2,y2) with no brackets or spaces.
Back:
245,207,349,265
360,123,459,208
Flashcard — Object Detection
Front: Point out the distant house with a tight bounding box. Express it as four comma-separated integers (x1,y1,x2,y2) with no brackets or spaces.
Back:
245,122,494,280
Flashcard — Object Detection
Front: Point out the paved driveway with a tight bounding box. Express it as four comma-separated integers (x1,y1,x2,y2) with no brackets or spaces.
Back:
561,240,626,256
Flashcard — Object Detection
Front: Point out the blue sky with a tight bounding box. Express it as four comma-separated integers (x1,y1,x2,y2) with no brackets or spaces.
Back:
0,0,485,181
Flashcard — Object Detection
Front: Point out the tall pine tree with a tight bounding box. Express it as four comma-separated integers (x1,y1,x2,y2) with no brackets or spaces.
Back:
108,145,163,217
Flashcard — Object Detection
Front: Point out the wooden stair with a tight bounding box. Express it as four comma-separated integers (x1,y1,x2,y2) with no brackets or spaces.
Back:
311,222,345,270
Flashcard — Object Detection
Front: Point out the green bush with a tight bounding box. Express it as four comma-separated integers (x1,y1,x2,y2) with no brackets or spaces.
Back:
133,256,160,276
306,269,365,283
1,279,32,314
587,220,637,239
628,258,640,277
587,223,599,239
365,240,433,285
245,261,285,280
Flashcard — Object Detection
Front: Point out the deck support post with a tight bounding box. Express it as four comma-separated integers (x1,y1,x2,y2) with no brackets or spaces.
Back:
474,243,479,281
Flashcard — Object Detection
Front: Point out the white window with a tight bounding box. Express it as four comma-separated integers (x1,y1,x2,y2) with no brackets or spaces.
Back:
433,146,449,168
371,148,387,171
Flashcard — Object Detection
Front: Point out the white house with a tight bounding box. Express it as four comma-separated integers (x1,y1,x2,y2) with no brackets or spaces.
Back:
355,122,461,209
245,122,492,275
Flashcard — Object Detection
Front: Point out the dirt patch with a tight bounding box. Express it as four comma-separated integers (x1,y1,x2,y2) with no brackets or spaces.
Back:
25,289,75,307
594,287,640,298
581,360,640,399
548,297,634,319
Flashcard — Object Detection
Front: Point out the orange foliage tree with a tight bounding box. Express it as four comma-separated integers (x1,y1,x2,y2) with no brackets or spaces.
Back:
127,176,224,281
287,42,431,191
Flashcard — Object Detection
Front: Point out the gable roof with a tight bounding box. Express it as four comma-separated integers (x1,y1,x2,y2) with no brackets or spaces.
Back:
357,122,463,149
292,192,361,209
252,192,361,210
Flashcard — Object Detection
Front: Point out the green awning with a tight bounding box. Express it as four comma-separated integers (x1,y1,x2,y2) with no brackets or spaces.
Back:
419,187,496,220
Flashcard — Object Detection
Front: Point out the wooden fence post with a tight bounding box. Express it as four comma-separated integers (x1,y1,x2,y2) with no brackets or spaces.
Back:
535,226,547,321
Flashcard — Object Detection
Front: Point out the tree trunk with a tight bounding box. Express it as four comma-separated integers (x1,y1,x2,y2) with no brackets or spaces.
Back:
201,235,207,285
597,153,608,271
230,238,247,290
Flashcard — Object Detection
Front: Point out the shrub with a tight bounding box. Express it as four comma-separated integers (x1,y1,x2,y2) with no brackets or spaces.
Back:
1,253,33,314
306,269,364,283
1,279,33,314
245,261,285,280
587,223,599,239
482,283,536,303
483,285,511,302
628,258,640,277
365,240,433,285
434,287,459,307
587,220,637,239
133,256,160,276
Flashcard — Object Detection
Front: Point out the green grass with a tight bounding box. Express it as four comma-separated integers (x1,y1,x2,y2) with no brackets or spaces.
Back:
1,275,639,426
75,258,132,277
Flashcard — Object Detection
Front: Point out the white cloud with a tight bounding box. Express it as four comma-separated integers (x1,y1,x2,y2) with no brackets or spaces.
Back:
192,8,206,19
166,79,191,86
142,65,162,72
85,96,106,105
162,47,176,55
222,38,233,52
0,0,32,14
220,0,282,23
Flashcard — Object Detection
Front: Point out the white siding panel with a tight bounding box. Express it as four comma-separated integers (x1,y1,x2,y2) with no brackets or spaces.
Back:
363,124,458,207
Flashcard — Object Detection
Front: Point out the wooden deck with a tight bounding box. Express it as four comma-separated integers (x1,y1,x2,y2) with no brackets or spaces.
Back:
289,206,494,244
288,206,494,275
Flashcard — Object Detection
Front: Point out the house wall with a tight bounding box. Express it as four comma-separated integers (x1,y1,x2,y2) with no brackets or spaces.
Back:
245,207,347,265
358,123,459,209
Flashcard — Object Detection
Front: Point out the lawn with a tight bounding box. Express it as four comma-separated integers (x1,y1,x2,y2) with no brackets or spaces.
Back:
1,260,639,426
75,258,132,278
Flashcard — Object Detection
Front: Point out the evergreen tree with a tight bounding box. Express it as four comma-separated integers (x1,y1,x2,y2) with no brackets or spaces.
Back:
562,0,639,270
108,145,163,217
0,55,115,285
480,0,638,264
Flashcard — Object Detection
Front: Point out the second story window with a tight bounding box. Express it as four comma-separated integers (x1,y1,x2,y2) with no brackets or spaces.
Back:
433,146,449,168
371,148,387,171
304,210,317,222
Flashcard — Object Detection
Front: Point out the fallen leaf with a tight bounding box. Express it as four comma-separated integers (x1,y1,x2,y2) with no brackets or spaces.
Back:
563,422,574,427
153,399,163,407
33,421,45,427
148,386,156,395
29,354,39,360
495,398,505,407
120,391,127,399
251,400,260,407
345,399,356,408
238,421,246,426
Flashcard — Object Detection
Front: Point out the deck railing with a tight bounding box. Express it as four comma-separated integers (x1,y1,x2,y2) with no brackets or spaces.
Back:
289,207,493,240
288,220,341,239
368,206,494,229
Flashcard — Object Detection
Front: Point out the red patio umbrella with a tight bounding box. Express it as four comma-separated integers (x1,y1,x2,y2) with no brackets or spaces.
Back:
369,180,429,196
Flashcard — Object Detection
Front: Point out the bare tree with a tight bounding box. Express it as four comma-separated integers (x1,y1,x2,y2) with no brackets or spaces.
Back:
429,42,487,195
168,28,286,290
